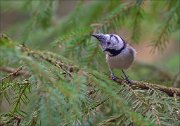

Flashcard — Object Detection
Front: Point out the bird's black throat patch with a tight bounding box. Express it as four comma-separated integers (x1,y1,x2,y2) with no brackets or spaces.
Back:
105,39,126,57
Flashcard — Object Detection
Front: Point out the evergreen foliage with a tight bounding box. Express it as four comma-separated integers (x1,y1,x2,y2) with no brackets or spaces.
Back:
0,0,179,126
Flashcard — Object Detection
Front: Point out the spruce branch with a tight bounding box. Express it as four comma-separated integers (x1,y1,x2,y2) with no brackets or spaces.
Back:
12,79,30,113
87,43,99,66
119,84,160,125
150,105,161,126
20,45,180,97
88,73,153,126
89,98,109,112
0,66,23,82
94,2,134,32
0,114,22,126
131,0,143,42
114,78,180,97
1,1,180,125
121,83,148,106
0,67,30,77
99,115,122,126
151,0,179,52
1,44,179,125
20,45,76,78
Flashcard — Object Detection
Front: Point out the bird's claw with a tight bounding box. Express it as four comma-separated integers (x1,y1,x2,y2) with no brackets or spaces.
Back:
111,74,118,81
125,77,132,84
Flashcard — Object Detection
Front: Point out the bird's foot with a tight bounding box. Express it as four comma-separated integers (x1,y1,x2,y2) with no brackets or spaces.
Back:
111,74,118,81
121,75,132,84
125,77,132,84
121,70,132,84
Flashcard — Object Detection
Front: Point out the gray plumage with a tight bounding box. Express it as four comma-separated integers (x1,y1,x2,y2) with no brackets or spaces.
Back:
106,46,135,69
92,33,136,83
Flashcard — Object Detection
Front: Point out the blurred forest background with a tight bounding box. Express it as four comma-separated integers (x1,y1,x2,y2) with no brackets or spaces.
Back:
0,0,179,126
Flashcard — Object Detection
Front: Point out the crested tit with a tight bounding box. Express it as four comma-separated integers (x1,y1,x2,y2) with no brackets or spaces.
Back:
92,33,136,83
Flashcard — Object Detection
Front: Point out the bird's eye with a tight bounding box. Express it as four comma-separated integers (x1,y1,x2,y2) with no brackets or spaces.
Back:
107,42,111,45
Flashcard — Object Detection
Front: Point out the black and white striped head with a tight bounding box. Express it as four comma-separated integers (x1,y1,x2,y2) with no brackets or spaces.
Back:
92,33,125,52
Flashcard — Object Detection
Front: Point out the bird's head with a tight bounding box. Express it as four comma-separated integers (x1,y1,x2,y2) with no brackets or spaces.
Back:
92,33,124,52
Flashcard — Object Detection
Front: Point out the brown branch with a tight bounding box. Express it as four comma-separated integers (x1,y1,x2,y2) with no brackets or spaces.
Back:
114,78,180,97
0,67,30,77
0,66,24,82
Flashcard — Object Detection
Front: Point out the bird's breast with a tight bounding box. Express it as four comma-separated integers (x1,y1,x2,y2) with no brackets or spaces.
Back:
106,47,135,69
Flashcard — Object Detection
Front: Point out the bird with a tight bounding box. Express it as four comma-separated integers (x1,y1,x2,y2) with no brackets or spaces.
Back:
92,33,136,84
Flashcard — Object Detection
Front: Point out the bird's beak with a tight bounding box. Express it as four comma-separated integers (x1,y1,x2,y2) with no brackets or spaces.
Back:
91,34,97,38
92,34,100,39
91,34,105,42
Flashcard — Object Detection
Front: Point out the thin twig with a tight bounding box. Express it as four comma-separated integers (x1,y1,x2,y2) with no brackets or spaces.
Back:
0,67,30,77
89,98,109,111
99,115,122,126
0,116,21,126
13,81,30,113
150,105,161,126
0,66,24,82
